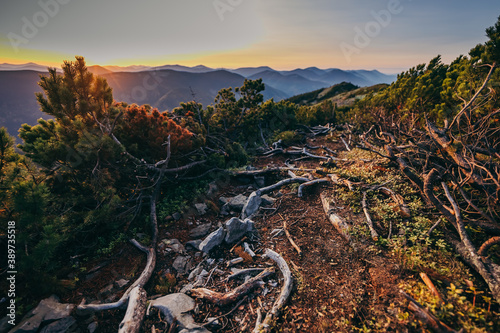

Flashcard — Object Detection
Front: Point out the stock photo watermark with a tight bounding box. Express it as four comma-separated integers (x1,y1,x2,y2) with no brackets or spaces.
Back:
213,0,243,21
7,0,72,53
6,221,17,326
340,0,408,63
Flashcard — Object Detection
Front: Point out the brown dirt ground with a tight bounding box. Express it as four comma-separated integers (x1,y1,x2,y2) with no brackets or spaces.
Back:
62,135,417,332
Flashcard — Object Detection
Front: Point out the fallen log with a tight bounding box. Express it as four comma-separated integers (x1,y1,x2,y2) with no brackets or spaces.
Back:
191,268,274,306
320,192,351,242
253,249,293,333
118,287,147,333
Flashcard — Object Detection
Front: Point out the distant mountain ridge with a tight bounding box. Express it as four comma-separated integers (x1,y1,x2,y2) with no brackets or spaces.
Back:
0,62,396,138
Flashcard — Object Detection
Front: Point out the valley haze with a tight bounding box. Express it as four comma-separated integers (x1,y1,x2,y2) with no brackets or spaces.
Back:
0,62,396,138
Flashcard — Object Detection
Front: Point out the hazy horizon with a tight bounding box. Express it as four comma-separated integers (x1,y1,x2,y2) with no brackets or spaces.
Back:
2,1,500,73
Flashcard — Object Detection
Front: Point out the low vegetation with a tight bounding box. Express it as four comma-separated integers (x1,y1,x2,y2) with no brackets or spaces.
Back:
1,14,500,333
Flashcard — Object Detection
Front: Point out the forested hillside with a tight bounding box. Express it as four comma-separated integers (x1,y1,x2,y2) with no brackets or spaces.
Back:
1,16,500,333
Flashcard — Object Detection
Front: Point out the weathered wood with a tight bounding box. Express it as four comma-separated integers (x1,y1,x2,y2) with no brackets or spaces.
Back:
340,136,351,151
191,268,274,306
297,179,329,198
118,286,147,333
226,268,265,282
283,219,302,256
402,291,458,333
253,249,293,333
442,182,500,303
242,177,309,219
378,186,411,218
362,191,379,241
320,192,351,242
419,273,443,303
478,236,500,257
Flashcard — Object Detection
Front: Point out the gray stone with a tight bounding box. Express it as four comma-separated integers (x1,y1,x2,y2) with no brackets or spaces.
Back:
162,239,186,254
219,196,229,205
39,316,77,333
189,223,212,239
151,294,210,333
114,279,129,289
188,267,203,282
261,195,276,206
254,176,265,188
206,182,218,197
185,240,202,251
194,203,208,216
199,227,225,253
173,256,191,275
87,321,97,333
172,212,182,221
227,194,248,211
241,191,262,219
224,217,249,244
10,296,74,333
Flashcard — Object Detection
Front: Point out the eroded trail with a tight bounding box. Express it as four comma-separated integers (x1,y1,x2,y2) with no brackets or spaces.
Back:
60,128,497,332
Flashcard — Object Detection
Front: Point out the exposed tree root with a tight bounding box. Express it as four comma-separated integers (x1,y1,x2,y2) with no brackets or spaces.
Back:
191,268,275,306
253,249,293,333
320,192,351,242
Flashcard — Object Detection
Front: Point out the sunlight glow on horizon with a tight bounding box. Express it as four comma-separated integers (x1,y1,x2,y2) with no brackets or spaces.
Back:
2,1,500,74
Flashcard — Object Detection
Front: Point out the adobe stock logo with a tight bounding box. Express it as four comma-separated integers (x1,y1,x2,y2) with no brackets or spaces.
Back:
213,0,243,21
7,0,72,53
340,0,407,63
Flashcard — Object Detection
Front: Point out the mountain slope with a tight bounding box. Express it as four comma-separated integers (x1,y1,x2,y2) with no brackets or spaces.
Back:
249,70,328,97
0,70,48,138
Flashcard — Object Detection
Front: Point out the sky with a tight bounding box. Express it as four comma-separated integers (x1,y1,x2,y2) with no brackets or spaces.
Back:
1,0,500,74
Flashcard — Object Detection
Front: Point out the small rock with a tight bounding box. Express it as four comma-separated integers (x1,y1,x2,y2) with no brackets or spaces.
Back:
225,217,255,244
180,283,195,294
10,295,75,333
173,256,191,275
172,212,182,221
205,317,222,329
115,279,129,289
188,267,203,282
199,227,225,253
254,176,265,188
219,196,229,205
185,240,203,251
189,223,212,239
194,203,208,216
241,191,262,219
151,294,209,332
261,195,276,206
227,194,248,212
206,182,218,197
87,321,98,333
162,239,186,254
39,316,77,333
